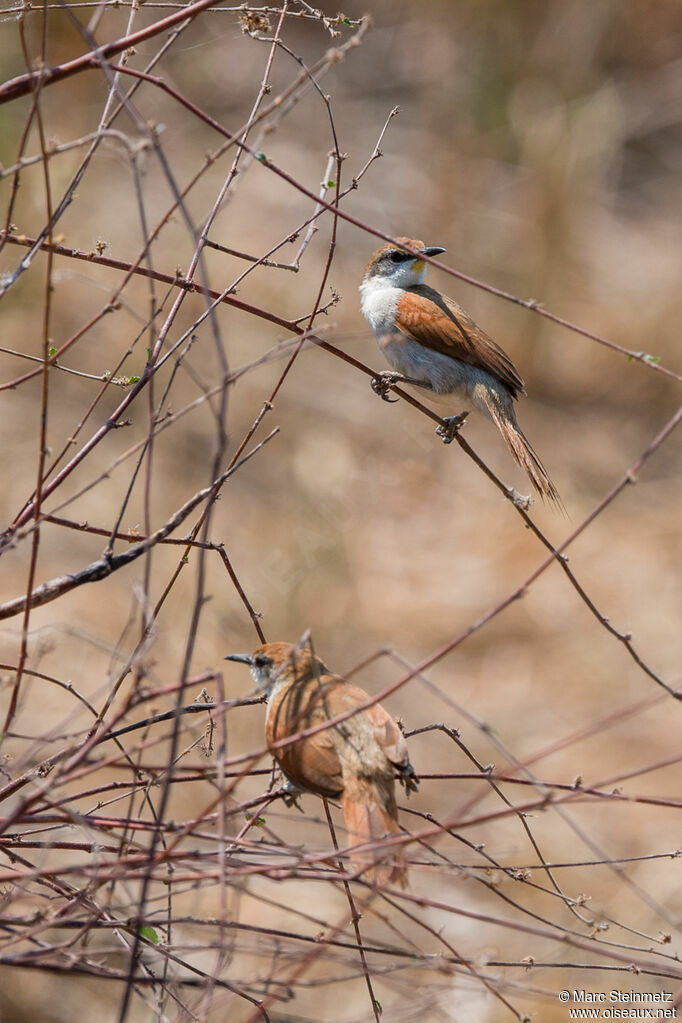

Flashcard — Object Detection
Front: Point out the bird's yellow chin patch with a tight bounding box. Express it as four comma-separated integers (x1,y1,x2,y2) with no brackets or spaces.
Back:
413,259,425,274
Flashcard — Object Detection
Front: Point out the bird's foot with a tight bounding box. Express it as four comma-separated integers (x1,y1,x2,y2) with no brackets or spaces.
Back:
436,412,469,444
398,763,420,797
370,371,407,403
268,765,305,809
281,780,305,811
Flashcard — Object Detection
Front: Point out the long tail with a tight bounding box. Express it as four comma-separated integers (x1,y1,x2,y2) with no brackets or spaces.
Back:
480,391,564,510
341,776,407,887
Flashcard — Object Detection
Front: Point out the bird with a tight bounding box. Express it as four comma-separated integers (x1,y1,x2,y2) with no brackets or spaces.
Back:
226,640,418,886
359,237,562,507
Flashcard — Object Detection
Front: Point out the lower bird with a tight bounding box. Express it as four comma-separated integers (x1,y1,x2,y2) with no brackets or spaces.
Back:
226,640,418,886
359,237,562,507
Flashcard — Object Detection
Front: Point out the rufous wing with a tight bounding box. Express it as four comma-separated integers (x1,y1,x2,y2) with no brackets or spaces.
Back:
266,682,344,798
344,687,409,768
396,285,525,397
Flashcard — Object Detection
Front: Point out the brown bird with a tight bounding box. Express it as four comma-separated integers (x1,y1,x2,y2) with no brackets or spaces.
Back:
359,237,562,507
226,640,418,886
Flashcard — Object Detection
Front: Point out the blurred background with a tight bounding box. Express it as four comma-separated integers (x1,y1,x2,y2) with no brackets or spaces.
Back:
0,0,681,1020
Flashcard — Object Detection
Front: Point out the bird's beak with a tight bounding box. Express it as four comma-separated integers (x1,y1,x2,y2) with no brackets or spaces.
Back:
422,246,446,257
224,653,253,665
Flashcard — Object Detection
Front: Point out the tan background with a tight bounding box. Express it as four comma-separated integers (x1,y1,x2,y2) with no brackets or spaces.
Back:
0,1,681,1020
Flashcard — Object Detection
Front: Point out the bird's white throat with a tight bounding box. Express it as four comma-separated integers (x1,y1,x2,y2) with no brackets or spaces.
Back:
359,277,404,333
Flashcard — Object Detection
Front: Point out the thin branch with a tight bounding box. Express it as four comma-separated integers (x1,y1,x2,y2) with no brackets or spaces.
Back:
0,429,278,621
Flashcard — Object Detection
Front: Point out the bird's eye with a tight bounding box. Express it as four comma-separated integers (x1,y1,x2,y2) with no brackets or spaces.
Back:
389,251,410,263
254,654,270,669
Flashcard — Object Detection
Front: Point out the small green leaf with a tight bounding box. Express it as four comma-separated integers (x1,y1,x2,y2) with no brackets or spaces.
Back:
326,180,336,188
373,999,383,1015
643,354,660,364
254,152,268,164
48,346,57,357
342,17,352,25
139,926,159,944
128,375,140,384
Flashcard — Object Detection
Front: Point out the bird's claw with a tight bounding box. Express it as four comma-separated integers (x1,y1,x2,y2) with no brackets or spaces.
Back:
398,763,420,797
370,371,405,403
269,765,304,809
436,412,469,444
281,780,305,811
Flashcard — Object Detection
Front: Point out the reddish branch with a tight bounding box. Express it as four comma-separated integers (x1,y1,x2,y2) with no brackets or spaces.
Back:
0,0,231,104
0,429,277,621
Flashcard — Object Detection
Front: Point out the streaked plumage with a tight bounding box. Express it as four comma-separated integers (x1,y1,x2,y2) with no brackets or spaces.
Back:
226,641,418,886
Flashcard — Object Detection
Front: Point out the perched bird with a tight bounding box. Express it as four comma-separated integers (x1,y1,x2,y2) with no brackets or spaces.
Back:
359,237,562,506
226,641,418,886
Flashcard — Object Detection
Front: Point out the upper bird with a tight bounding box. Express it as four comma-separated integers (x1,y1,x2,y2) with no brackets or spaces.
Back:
226,640,417,886
359,238,562,507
